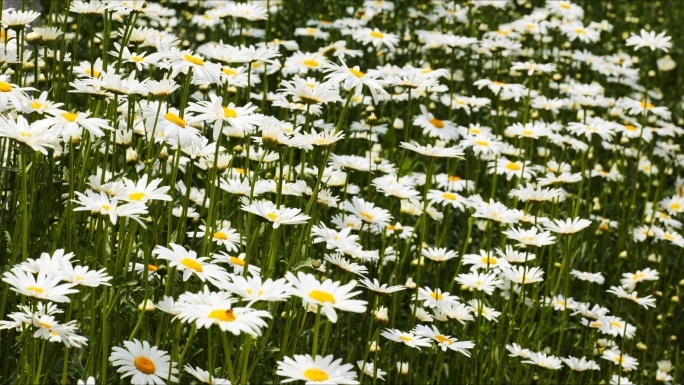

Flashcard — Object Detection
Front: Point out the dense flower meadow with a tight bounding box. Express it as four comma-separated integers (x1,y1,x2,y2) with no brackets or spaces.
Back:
0,0,682,384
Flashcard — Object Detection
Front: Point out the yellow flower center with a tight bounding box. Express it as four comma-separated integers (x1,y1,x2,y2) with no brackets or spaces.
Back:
165,112,186,128
84,69,101,77
481,257,497,264
303,59,319,68
19,131,32,138
229,256,245,266
476,140,489,146
30,101,43,109
307,28,317,35
62,112,78,122
266,213,278,220
222,68,238,76
430,118,444,128
632,273,645,281
399,335,413,342
213,231,228,240
234,168,245,174
429,292,444,300
560,3,571,9
575,28,586,34
435,335,453,345
670,203,681,211
309,289,335,304
442,193,457,200
132,55,145,62
493,81,507,86
304,368,329,382
129,192,145,201
134,356,156,374
180,258,203,272
370,30,384,38
624,124,637,131
208,309,236,322
663,233,675,241
183,53,205,66
359,211,374,220
505,162,521,171
640,101,655,109
223,107,237,118
522,130,533,136
147,264,158,272
448,175,461,181
349,67,365,78
39,321,52,328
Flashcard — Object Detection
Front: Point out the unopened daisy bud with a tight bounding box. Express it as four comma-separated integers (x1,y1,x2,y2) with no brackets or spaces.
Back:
592,197,601,211
138,300,156,311
636,342,648,350
227,86,237,94
367,112,377,122
596,339,607,348
397,362,409,375
679,279,684,286
552,73,562,81
655,291,663,297
373,157,382,165
393,222,404,235
126,148,138,164
369,341,381,352
198,84,212,94
671,335,677,341
618,251,628,259
393,118,404,130
158,146,169,160
405,277,416,289
233,144,244,152
311,260,322,269
374,306,389,324
365,105,375,113
537,147,549,157
411,256,424,266
657,315,663,320
26,31,41,45
554,262,562,268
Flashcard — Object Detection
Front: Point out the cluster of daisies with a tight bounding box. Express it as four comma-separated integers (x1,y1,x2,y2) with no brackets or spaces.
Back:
0,0,682,384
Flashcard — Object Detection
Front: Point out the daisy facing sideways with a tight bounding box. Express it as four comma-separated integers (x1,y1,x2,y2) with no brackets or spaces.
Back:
286,272,367,323
276,354,359,384
242,200,311,228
